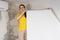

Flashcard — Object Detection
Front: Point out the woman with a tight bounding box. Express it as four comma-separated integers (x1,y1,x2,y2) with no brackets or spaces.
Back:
16,4,27,40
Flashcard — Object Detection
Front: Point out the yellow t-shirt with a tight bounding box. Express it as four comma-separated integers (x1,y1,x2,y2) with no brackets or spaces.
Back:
16,13,27,32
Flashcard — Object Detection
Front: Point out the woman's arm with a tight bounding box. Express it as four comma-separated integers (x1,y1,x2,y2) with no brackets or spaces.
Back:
16,11,26,20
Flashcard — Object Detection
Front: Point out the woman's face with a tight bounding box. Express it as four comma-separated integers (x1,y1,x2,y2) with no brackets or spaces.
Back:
19,6,25,12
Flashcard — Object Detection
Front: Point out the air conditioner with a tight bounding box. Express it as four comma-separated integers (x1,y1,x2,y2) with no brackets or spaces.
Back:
0,1,8,11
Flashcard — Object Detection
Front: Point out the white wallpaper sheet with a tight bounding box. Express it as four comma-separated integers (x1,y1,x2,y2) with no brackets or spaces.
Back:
27,10,60,40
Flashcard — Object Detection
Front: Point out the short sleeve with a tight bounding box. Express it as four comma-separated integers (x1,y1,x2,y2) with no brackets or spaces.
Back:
16,13,20,17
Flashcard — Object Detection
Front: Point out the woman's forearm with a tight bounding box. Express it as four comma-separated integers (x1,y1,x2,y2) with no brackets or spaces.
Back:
17,11,26,20
16,15,21,20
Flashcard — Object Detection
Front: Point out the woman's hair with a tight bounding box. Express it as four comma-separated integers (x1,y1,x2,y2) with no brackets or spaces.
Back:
19,4,25,8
